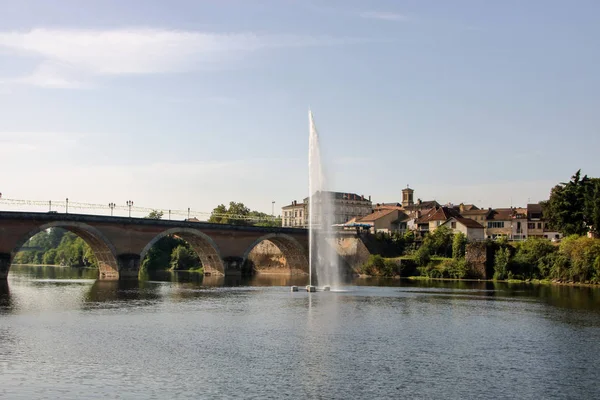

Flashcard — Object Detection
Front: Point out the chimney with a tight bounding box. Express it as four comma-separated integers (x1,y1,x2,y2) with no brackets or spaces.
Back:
369,195,371,201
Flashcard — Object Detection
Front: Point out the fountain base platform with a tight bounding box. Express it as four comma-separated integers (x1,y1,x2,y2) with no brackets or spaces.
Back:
290,285,332,292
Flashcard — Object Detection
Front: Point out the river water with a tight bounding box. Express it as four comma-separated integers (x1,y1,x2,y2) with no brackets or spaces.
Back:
1,265,599,399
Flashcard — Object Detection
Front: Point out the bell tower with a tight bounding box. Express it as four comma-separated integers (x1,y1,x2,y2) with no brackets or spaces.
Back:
402,185,414,207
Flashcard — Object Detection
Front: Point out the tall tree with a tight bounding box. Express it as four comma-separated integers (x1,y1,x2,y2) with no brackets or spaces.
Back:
544,170,592,236
208,202,251,225
585,178,600,235
208,204,229,224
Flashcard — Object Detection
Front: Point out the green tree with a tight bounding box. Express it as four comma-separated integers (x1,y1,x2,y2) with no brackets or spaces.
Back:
423,226,454,258
208,202,278,226
493,247,511,280
54,233,96,268
42,249,58,265
414,243,432,267
544,170,595,236
585,178,600,235
250,211,281,227
208,204,228,223
511,238,556,279
47,228,66,248
145,210,164,219
141,235,191,271
170,245,201,271
452,232,467,259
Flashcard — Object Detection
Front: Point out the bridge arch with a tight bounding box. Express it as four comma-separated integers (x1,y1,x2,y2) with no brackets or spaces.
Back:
242,233,309,274
140,228,225,276
12,221,119,279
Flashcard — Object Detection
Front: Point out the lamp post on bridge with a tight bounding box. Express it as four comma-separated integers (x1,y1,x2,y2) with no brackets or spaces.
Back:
109,203,115,216
187,207,190,220
272,201,275,216
65,198,69,214
127,200,134,218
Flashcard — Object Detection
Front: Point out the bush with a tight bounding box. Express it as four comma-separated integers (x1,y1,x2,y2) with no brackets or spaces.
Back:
558,235,600,283
445,258,469,279
414,244,432,267
511,238,557,279
361,255,398,277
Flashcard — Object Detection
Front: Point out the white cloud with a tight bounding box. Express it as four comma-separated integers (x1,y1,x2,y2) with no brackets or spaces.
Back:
360,11,408,22
0,28,356,88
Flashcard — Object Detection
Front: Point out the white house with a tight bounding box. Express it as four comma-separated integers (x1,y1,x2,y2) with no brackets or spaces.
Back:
440,217,485,241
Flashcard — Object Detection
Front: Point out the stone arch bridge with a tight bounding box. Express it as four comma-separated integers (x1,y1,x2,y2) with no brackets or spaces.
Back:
0,212,310,280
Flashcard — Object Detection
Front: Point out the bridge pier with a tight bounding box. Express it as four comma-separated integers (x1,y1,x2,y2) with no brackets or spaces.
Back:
222,257,244,276
0,253,10,280
117,254,141,279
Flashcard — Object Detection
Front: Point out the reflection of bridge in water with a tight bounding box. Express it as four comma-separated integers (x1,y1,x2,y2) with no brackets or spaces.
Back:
0,212,309,280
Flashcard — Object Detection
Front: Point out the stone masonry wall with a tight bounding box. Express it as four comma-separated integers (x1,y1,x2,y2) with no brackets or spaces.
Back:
465,242,487,279
247,240,289,274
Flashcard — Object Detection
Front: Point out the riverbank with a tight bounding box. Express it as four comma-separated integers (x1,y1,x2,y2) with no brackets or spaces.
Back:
405,275,600,288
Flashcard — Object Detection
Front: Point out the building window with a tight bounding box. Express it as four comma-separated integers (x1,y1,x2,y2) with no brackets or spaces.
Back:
294,211,297,217
528,223,535,229
487,221,505,229
537,222,542,229
451,222,456,229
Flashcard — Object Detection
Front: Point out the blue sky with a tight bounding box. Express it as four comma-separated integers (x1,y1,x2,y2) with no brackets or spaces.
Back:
0,0,599,216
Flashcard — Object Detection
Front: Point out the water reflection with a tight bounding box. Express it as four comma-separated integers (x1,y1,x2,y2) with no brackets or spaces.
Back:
0,280,11,314
5,265,600,313
2,266,600,399
146,270,309,288
10,264,99,280
84,279,161,304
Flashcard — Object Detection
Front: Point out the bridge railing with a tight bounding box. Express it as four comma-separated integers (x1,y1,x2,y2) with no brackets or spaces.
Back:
0,198,280,224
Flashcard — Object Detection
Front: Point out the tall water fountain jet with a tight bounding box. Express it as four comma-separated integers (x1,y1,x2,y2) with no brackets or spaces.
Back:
308,110,340,289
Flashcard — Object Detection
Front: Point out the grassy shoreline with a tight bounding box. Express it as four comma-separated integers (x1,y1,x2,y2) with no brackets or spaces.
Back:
404,275,600,287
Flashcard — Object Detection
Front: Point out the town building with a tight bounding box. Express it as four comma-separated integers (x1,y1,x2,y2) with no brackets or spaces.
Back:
415,206,462,235
440,217,485,241
483,208,515,239
526,203,546,238
355,208,409,234
281,200,306,228
460,209,489,227
281,191,372,228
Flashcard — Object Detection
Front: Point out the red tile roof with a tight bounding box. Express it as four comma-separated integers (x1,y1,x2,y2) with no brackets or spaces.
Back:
488,208,515,221
416,206,461,224
461,209,489,217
